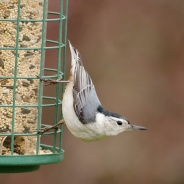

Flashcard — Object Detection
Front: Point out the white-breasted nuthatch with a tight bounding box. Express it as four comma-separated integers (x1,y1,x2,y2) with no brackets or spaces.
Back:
39,41,147,141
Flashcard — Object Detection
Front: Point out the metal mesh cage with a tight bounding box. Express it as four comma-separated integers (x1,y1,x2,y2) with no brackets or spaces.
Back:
0,0,68,173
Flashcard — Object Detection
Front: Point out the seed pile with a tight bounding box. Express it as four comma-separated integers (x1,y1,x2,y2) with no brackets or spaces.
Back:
0,136,52,155
0,0,50,155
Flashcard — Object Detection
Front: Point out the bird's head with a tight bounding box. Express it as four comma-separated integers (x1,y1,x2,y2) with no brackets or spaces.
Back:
96,106,147,137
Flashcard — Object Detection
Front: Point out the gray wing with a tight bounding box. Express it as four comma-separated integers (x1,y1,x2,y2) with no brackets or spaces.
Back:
73,53,101,124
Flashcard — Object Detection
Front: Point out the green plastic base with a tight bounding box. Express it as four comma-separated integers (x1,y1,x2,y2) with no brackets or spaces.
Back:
0,144,64,173
0,165,40,173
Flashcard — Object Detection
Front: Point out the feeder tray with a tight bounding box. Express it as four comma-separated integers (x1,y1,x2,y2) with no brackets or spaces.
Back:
0,0,68,173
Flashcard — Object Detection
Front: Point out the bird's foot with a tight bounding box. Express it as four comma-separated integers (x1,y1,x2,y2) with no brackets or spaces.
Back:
33,120,65,134
37,75,69,86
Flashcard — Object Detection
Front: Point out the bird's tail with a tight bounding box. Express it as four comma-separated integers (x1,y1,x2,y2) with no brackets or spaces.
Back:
68,41,83,75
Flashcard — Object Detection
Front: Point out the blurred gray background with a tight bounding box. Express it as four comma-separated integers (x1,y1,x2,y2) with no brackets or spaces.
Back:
1,0,184,183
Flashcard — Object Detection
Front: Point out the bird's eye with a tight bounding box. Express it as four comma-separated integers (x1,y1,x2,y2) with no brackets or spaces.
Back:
117,121,122,125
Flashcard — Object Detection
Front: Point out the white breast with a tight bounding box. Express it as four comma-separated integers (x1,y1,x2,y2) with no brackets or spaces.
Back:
62,81,106,141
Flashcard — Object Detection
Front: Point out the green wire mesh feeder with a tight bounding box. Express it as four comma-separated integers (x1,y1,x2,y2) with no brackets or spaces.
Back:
0,0,68,173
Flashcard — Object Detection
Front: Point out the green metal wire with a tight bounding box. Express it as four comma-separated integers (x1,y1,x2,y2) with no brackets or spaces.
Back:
60,0,68,151
52,0,65,154
10,0,21,155
36,0,47,155
0,40,65,50
0,13,66,22
0,0,67,171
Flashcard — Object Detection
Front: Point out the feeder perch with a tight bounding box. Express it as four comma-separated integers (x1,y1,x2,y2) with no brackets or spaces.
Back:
0,0,68,173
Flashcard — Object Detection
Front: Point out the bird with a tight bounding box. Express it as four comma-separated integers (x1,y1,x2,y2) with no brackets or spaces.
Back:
39,41,147,141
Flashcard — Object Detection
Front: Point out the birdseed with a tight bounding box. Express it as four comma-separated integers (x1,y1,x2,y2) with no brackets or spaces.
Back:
0,0,50,155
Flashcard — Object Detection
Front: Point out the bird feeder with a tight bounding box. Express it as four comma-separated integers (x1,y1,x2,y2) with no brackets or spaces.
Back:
0,0,68,173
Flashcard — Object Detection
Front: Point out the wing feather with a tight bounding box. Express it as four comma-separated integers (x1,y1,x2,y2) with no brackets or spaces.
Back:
69,42,101,124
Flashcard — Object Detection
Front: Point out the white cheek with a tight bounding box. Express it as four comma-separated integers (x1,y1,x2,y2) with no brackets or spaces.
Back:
95,113,105,123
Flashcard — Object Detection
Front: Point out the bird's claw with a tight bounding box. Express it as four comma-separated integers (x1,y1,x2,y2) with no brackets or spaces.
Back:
37,126,59,134
32,120,65,134
36,75,69,86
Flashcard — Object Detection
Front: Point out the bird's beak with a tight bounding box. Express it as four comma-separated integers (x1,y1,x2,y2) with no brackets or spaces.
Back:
128,124,148,131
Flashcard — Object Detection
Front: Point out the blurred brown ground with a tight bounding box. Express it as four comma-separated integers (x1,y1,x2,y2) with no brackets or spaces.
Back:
1,0,184,183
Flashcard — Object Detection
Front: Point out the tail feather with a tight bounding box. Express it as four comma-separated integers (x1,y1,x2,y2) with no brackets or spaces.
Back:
68,41,83,75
